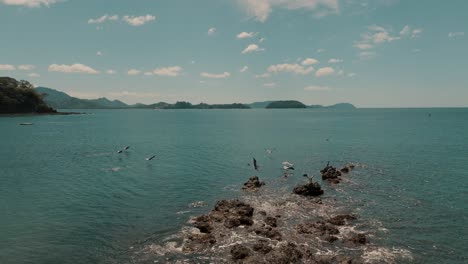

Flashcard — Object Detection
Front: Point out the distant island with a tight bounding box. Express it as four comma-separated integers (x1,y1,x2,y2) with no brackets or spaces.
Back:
0,77,57,114
266,100,307,109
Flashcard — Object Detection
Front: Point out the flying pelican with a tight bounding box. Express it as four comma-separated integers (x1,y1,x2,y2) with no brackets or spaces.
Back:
146,155,156,161
253,158,258,170
124,146,130,150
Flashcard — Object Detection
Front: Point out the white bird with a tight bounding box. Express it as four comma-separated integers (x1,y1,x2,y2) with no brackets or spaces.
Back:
282,161,294,170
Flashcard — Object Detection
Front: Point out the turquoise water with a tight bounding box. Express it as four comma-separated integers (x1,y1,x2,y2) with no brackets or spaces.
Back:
0,109,467,263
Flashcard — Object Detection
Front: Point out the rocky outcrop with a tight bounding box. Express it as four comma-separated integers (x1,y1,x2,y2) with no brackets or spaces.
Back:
231,244,251,260
328,214,357,226
293,182,324,196
242,176,265,191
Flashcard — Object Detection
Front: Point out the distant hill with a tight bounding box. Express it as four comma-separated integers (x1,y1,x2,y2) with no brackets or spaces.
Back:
323,103,356,109
0,77,56,114
266,100,307,109
250,100,356,109
36,87,128,109
249,101,274,109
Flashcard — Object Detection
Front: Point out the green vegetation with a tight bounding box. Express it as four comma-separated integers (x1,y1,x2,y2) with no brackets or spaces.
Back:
0,77,56,114
265,100,307,109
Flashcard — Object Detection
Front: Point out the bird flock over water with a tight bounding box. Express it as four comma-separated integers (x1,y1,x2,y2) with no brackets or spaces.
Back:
116,146,156,161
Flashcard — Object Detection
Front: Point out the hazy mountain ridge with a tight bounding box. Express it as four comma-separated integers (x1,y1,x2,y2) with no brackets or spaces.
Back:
35,87,355,110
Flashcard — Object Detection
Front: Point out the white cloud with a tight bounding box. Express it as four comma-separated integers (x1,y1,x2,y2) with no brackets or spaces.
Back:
240,66,249,73
301,58,319,66
127,69,141,75
123,15,155,26
304,85,331,91
315,67,335,77
255,73,270,78
1,0,59,7
268,63,314,75
208,27,216,35
106,70,116,75
400,25,410,36
347,73,356,77
89,15,108,24
148,66,183,77
316,48,325,53
359,51,376,60
200,72,231,78
237,32,257,39
448,32,464,38
28,73,40,77
411,28,423,38
241,44,264,54
96,51,103,56
328,58,343,63
0,64,16,70
238,0,339,22
48,64,99,74
263,82,276,87
354,43,373,50
18,64,35,70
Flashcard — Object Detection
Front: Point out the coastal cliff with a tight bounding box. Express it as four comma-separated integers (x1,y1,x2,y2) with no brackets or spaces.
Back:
0,77,56,114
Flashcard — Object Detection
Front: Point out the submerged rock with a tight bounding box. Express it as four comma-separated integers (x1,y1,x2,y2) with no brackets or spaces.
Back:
293,182,324,196
242,176,265,191
296,221,340,236
349,233,368,245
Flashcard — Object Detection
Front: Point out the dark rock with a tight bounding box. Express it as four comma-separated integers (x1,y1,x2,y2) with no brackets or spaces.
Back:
323,235,339,243
231,244,251,260
265,216,277,227
224,217,241,228
293,182,324,196
321,163,343,182
252,239,272,254
328,214,357,226
265,242,303,264
183,233,216,252
192,215,212,233
340,167,350,173
252,225,282,240
349,233,367,245
242,176,265,191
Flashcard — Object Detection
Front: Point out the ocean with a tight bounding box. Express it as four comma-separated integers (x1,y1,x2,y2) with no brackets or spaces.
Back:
0,108,467,263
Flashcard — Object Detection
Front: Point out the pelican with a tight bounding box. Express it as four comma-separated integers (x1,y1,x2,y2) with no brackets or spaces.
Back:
146,155,156,161
282,161,294,170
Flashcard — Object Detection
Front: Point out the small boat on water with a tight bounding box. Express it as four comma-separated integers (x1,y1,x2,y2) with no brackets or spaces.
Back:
20,123,33,126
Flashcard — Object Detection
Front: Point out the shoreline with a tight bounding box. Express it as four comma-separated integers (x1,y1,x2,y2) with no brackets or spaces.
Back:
0,112,86,117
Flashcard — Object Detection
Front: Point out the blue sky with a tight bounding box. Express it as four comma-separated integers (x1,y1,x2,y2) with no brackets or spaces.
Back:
0,0,467,107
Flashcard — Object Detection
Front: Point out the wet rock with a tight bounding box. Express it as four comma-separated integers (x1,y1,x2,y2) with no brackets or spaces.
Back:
323,235,339,243
252,225,282,240
265,216,277,227
328,214,357,226
252,239,273,254
340,167,350,173
266,242,303,264
183,233,216,252
293,182,324,197
192,215,212,233
214,200,254,218
321,166,342,180
314,255,362,264
349,233,367,245
231,244,251,260
296,221,339,236
242,176,265,191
